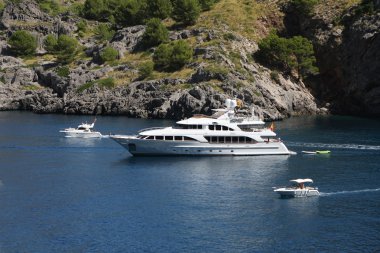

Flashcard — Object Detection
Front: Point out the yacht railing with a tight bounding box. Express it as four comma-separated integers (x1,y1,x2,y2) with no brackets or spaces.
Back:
138,127,166,133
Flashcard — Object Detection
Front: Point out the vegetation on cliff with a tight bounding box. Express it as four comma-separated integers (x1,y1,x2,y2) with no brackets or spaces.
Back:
2,0,378,118
256,31,318,79
8,30,37,56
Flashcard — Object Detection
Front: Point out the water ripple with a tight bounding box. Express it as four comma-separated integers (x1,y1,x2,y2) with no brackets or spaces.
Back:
287,142,380,150
321,188,380,196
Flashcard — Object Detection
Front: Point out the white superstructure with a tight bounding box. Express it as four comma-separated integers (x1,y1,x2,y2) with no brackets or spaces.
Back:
274,179,320,198
60,119,102,138
111,99,291,156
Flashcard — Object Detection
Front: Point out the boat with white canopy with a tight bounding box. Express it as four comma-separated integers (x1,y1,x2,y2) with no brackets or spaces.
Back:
274,178,319,198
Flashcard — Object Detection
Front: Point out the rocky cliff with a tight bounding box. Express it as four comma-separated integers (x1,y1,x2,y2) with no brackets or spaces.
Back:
0,0,328,120
283,0,380,117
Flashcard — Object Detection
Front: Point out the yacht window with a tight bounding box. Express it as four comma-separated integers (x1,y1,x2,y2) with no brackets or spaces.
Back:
218,137,225,143
232,137,238,143
211,136,217,143
238,137,245,143
165,136,174,141
225,137,232,143
216,125,221,131
184,137,196,141
156,136,163,140
205,136,211,142
198,125,203,129
175,136,182,141
222,126,228,131
209,125,215,130
146,136,154,140
246,137,256,143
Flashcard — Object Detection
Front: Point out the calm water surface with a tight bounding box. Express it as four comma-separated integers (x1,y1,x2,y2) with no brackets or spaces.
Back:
0,112,379,252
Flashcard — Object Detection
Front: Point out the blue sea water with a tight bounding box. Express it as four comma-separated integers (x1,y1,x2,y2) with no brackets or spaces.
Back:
0,111,379,252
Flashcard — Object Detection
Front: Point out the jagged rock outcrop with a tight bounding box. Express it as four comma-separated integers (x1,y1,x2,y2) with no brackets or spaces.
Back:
110,25,146,56
1,1,53,33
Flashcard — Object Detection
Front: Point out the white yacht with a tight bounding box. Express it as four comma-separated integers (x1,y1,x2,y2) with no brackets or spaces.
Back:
60,119,102,138
274,179,320,198
111,99,291,156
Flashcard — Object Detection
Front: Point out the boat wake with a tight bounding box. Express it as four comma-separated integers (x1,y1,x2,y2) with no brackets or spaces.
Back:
320,188,380,196
288,142,380,151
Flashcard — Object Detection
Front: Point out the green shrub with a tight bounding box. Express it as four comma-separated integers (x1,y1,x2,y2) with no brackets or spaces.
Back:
83,0,108,20
77,20,87,33
55,66,70,77
257,31,318,79
354,0,376,16
223,32,236,41
37,0,61,16
77,81,95,92
172,0,201,25
98,77,115,89
204,64,229,76
8,30,37,56
199,0,219,11
95,23,115,41
142,18,169,48
138,61,154,79
0,1,5,13
153,40,193,71
44,34,58,53
99,47,118,63
288,35,318,77
145,0,173,19
290,0,319,16
270,70,280,83
153,43,172,70
55,35,79,64
112,0,145,26
69,2,84,15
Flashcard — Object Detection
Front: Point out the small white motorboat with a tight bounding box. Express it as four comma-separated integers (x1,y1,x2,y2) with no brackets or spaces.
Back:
274,178,319,198
60,119,102,138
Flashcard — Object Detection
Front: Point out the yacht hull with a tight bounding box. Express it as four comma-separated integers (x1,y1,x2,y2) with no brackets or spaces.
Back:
60,131,102,138
111,135,291,156
274,188,320,198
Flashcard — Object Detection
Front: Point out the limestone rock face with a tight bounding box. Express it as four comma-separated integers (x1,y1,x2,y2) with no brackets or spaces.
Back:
1,0,53,32
110,25,146,57
337,14,380,115
283,2,380,116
